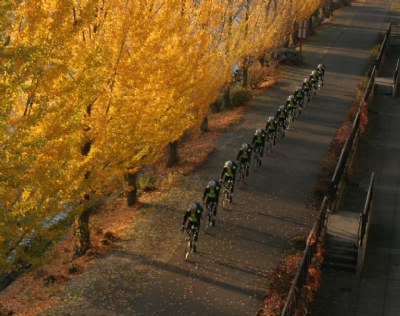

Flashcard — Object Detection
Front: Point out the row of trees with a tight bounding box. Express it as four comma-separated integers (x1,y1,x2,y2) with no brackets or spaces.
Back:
0,0,328,269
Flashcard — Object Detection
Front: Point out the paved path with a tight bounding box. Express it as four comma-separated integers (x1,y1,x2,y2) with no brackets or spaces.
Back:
42,3,392,316
309,4,400,315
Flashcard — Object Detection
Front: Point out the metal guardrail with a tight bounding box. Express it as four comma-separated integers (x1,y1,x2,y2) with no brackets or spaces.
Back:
373,23,399,98
279,21,394,316
280,197,329,316
393,57,399,97
329,21,395,210
364,66,376,103
329,110,361,211
357,172,374,249
356,172,374,275
376,24,391,68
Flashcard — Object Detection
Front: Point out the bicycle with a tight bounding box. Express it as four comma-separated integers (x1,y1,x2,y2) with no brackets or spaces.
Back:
311,81,318,96
296,97,304,111
222,179,233,208
304,88,311,103
286,109,295,130
265,133,274,155
183,224,198,261
276,120,285,142
253,145,263,169
293,105,301,118
203,201,217,232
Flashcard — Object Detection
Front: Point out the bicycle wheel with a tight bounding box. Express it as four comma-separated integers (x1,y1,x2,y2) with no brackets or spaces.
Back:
210,204,216,225
276,128,282,142
204,209,211,233
267,139,273,155
253,152,259,170
222,190,229,209
287,114,293,130
239,166,246,186
237,168,243,187
243,164,248,183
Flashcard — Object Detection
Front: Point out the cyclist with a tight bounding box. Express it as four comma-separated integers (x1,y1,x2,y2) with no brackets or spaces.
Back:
251,128,267,158
275,105,288,136
233,65,241,83
236,143,252,177
265,116,278,145
220,160,238,202
202,180,221,223
181,202,203,252
317,63,325,86
309,70,319,92
286,95,298,120
294,86,304,113
302,78,311,101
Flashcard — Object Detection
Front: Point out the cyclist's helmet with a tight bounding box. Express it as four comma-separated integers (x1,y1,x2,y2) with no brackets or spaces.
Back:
208,180,216,188
242,143,248,150
255,129,262,136
279,105,285,110
225,160,233,168
318,63,323,68
304,78,308,83
288,95,294,101
268,116,274,122
312,70,316,75
189,203,197,212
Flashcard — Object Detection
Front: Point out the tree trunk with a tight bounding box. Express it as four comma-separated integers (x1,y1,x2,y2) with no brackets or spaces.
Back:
259,53,266,67
223,86,231,109
167,140,179,167
73,104,95,257
200,116,208,132
242,65,249,89
125,172,137,207
73,207,91,257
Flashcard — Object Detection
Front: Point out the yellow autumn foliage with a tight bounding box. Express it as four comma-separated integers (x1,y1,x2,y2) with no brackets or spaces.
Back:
0,0,326,268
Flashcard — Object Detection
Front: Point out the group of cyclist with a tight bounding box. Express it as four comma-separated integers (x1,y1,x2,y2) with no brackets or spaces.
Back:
181,64,326,254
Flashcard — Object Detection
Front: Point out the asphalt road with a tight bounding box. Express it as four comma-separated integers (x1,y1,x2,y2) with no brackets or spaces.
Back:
42,3,392,316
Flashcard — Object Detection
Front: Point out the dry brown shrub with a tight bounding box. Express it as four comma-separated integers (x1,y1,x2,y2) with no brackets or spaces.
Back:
262,253,303,316
249,60,282,92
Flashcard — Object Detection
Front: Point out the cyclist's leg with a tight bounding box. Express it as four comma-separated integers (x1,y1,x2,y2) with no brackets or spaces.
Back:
186,222,193,233
229,177,234,202
204,199,211,222
255,143,263,158
211,199,217,225
193,222,200,252
213,201,217,217
245,159,250,176
229,177,234,193
208,198,216,216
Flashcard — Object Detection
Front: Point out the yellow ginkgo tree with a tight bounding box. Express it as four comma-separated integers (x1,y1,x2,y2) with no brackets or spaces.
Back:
0,0,327,266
